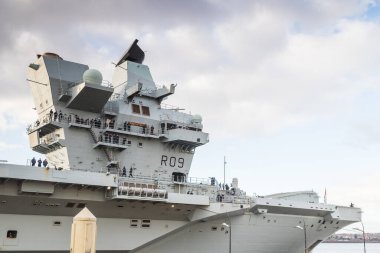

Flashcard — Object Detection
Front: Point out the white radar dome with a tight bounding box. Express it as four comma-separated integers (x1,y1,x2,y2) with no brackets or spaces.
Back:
83,69,103,85
191,115,202,124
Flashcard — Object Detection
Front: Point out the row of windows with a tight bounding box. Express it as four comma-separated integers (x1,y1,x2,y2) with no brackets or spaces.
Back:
66,202,86,208
130,219,151,228
132,104,150,116
4,219,151,239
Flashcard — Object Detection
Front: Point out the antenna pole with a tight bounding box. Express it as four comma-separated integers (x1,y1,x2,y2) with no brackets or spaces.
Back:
224,156,226,187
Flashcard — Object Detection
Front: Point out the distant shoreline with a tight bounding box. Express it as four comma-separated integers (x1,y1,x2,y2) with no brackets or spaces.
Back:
323,241,380,243
325,233,380,243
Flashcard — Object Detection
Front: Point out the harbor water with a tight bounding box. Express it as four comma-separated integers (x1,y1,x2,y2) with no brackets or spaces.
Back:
314,243,380,253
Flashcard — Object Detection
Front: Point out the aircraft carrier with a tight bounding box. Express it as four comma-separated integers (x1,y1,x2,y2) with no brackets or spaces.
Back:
0,40,361,253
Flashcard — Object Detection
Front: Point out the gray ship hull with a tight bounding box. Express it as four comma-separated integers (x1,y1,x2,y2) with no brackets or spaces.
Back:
0,210,359,253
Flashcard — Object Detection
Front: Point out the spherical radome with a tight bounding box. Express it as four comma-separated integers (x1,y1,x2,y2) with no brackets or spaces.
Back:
83,69,103,85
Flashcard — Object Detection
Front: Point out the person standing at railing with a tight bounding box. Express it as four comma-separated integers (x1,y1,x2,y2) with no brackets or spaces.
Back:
37,158,42,167
129,167,134,177
49,109,53,121
43,159,48,167
58,110,63,122
31,157,36,166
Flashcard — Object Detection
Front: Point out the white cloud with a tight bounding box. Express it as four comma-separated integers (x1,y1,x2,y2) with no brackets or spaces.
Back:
0,140,22,151
0,97,35,132
164,17,380,138
1,1,379,140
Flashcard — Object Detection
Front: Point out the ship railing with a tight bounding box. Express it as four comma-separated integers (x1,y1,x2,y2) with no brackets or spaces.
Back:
27,117,45,133
233,198,252,205
68,167,112,174
117,175,223,198
118,175,214,189
211,195,252,204
159,115,192,125
27,109,84,134
27,103,114,134
102,122,161,137
158,123,203,135
160,103,182,111
117,182,168,199
118,175,169,186
102,80,113,88
139,87,158,96
27,114,61,133
110,93,121,101
186,176,212,185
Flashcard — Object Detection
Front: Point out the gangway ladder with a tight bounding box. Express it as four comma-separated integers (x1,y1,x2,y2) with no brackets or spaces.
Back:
89,127,119,174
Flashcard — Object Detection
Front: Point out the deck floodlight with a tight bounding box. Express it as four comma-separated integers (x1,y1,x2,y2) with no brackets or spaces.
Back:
221,222,230,228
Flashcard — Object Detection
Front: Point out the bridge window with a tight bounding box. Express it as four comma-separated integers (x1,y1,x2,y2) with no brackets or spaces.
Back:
172,172,186,183
167,123,177,130
141,106,150,116
132,104,140,114
7,230,17,239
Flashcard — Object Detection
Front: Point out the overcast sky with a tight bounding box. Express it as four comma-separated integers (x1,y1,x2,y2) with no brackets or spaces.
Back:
1,0,380,232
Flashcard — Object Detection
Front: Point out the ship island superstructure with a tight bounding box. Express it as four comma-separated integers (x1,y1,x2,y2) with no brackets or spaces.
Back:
0,40,361,253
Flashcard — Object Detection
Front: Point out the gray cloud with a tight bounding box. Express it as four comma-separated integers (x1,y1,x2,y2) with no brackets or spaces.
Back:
0,0,378,135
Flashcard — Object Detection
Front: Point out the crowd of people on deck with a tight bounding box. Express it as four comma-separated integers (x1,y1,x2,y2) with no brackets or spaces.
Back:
37,108,157,135
97,133,127,145
31,157,48,167
121,166,135,177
